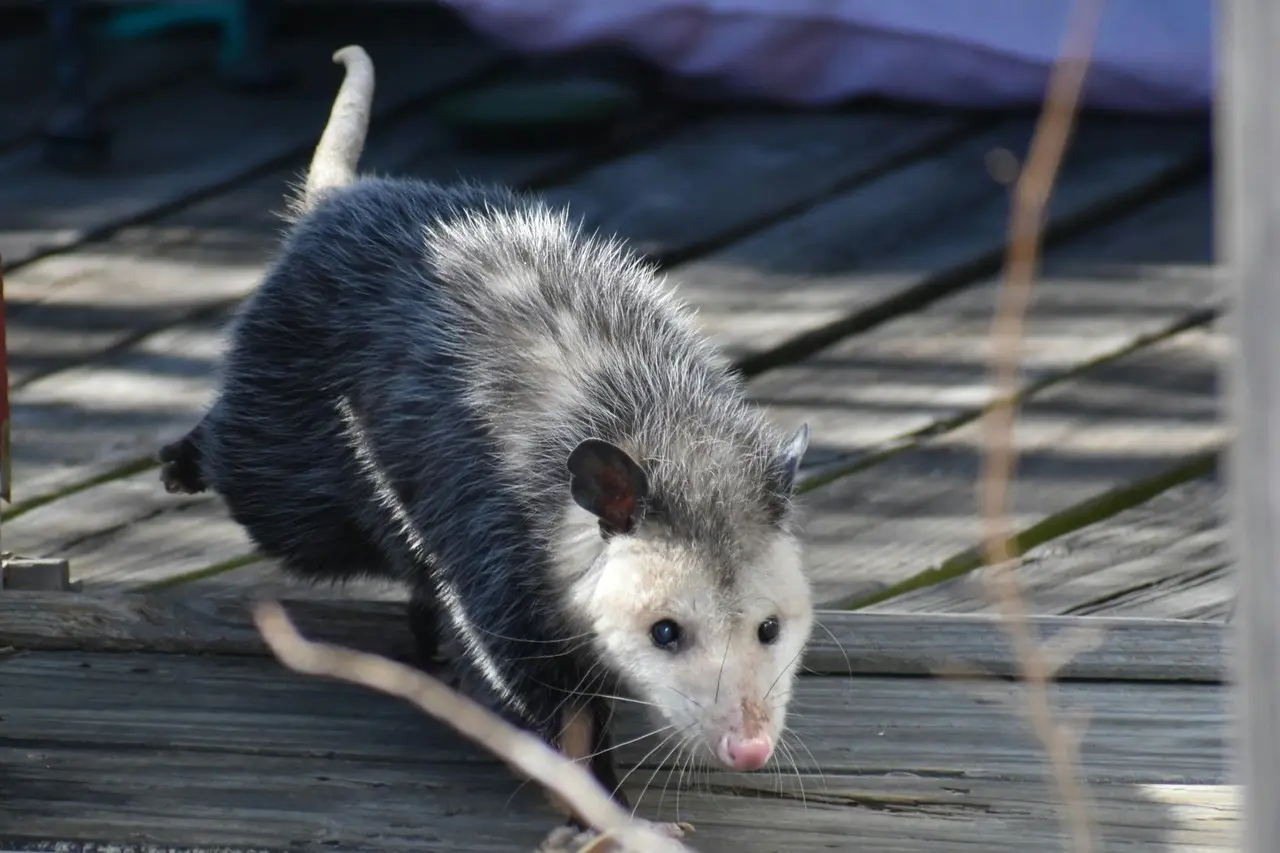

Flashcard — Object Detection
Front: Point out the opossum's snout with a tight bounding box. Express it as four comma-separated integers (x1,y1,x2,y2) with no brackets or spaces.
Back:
719,734,773,771
712,701,776,771
692,608,808,773
721,732,768,768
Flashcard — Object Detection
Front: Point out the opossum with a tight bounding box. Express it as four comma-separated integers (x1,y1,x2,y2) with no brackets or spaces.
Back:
159,44,816,820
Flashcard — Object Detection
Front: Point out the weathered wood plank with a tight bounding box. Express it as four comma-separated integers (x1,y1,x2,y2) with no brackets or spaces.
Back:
702,776,1238,853
752,175,1215,472
536,107,979,261
797,323,1223,608
0,26,213,153
684,114,1208,365
0,7,501,268
803,612,1226,682
0,592,1228,682
0,650,1228,783
721,774,1238,838
874,473,1233,621
0,747,1237,853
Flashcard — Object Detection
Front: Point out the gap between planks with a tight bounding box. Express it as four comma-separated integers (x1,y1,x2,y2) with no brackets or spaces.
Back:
0,592,1227,683
872,470,1232,621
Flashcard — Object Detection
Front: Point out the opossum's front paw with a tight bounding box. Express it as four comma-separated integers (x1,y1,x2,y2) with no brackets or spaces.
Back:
158,437,206,494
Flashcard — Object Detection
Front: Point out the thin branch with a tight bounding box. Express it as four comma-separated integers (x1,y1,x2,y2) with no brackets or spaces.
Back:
978,1,1108,852
252,600,694,853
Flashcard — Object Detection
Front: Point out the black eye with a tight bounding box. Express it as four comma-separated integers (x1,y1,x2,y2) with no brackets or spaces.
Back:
650,619,682,650
757,617,781,645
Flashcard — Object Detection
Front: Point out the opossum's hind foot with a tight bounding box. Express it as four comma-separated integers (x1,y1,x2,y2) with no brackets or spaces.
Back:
158,434,206,494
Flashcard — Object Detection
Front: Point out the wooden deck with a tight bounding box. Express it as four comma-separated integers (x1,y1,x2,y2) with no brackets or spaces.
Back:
0,5,1231,851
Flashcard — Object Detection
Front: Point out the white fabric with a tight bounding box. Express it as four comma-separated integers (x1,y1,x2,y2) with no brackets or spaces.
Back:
439,0,1214,113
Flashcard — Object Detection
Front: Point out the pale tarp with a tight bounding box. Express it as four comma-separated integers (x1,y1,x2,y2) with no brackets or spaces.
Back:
438,0,1214,112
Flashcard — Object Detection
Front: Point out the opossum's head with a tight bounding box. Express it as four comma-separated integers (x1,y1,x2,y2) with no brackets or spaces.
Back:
564,424,814,774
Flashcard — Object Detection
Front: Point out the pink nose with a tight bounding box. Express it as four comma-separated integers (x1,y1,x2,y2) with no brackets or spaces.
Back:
718,734,774,771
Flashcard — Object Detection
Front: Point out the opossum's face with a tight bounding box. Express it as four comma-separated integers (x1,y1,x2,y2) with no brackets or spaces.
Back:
587,530,813,774
564,426,814,774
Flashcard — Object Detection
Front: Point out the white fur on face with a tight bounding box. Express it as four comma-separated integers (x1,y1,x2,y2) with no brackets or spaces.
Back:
575,528,814,771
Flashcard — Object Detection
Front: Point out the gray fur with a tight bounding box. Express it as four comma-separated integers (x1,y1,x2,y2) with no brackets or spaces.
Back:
159,46,812,807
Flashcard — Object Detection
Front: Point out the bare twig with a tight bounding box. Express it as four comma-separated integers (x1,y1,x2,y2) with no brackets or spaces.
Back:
252,600,694,853
978,1,1108,852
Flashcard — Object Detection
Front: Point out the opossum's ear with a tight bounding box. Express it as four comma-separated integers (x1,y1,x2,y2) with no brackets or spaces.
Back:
567,438,650,536
775,422,811,496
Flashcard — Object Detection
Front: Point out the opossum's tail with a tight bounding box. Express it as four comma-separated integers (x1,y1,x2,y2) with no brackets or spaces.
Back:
288,45,375,218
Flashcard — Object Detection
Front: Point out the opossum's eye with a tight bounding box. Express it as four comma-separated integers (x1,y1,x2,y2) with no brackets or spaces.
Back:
649,619,683,651
757,616,781,645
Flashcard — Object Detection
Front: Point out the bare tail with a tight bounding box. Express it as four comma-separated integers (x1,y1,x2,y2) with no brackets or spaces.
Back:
289,45,376,217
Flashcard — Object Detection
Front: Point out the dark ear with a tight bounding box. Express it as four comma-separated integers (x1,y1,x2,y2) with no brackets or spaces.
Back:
566,438,649,536
774,422,811,497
